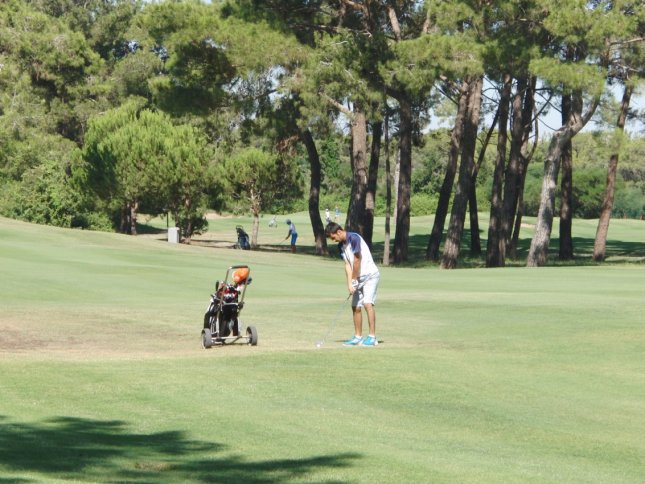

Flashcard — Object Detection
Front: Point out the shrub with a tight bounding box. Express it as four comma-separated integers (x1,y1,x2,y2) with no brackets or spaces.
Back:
571,168,608,218
410,193,438,216
0,158,92,228
613,183,645,219
521,163,544,216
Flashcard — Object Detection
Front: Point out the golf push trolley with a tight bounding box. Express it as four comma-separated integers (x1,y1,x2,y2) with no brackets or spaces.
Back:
201,265,258,348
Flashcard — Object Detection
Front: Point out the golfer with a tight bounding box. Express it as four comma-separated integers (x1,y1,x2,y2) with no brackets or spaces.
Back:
284,219,298,253
325,222,380,346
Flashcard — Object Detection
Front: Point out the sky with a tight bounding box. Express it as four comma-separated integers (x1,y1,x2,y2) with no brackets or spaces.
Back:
431,81,644,136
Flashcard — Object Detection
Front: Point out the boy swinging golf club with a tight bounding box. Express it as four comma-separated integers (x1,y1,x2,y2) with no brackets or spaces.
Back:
325,222,380,347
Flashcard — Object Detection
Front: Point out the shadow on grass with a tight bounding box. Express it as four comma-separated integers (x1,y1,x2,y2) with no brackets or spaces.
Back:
368,231,645,268
135,222,167,235
142,216,644,268
211,230,645,268
0,416,360,482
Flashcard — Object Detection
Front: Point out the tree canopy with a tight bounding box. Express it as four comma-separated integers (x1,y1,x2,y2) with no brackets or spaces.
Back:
0,0,643,267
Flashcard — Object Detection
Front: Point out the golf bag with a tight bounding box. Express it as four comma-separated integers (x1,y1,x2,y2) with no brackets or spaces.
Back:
201,265,258,348
235,225,250,250
204,282,242,338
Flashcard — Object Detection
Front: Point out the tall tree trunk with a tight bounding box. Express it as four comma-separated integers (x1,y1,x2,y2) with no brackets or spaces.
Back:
559,93,574,260
364,121,382,248
559,145,574,259
252,209,260,249
526,145,562,266
593,84,633,261
509,77,537,259
468,186,481,256
393,96,413,264
383,112,392,266
510,187,525,259
527,93,599,267
469,103,499,258
301,129,328,255
500,76,529,261
346,108,368,235
120,206,128,234
393,149,400,223
249,192,260,248
486,75,511,267
510,143,531,259
129,200,138,236
426,80,469,261
441,76,483,269
182,197,194,242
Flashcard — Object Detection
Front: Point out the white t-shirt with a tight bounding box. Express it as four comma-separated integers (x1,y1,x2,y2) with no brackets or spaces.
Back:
341,232,379,278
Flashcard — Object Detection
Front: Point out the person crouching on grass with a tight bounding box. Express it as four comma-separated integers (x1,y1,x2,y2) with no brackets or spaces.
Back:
325,222,380,347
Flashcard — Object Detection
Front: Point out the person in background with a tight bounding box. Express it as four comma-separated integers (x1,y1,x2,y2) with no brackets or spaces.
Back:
284,219,298,253
325,208,331,223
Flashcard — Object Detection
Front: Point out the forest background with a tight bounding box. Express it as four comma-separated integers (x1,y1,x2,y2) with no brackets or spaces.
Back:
0,0,643,268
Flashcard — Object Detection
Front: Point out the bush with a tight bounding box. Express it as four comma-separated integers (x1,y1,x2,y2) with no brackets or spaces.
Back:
613,183,645,219
475,184,491,213
374,195,388,217
75,211,114,231
410,193,438,216
1,161,79,227
521,163,544,216
177,214,208,239
571,168,608,218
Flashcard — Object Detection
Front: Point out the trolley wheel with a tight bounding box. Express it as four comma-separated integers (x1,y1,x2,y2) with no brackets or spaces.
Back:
246,326,258,346
202,328,213,349
203,313,214,330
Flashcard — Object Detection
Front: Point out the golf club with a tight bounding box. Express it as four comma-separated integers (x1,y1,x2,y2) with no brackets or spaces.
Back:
315,294,351,348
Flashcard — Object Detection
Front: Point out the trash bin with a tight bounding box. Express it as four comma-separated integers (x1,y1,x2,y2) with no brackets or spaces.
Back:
168,227,180,243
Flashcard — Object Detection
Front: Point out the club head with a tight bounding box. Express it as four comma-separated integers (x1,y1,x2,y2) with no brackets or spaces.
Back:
315,340,324,348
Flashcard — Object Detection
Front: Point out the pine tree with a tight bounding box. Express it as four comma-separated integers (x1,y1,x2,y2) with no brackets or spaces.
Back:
527,0,629,266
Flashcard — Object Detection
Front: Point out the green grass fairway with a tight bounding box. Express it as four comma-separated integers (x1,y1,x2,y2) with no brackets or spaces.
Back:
1,216,644,482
